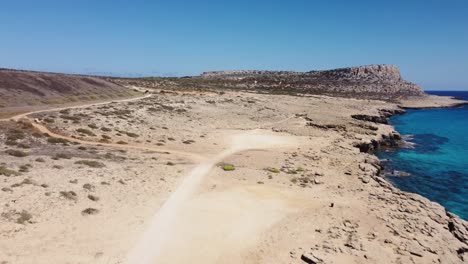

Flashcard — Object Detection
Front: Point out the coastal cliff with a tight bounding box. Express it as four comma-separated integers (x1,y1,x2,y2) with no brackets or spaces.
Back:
200,65,425,99
111,65,427,101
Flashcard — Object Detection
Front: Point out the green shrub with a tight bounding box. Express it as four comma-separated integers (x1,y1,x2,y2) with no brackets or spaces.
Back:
222,165,235,171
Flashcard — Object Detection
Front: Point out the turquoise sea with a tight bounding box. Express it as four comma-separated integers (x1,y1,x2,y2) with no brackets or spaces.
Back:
377,91,468,220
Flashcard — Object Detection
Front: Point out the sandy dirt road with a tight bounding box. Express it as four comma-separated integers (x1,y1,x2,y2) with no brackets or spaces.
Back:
126,131,304,264
2,91,306,264
0,93,206,162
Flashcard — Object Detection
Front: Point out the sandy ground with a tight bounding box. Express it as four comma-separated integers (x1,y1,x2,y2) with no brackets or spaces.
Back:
0,89,466,264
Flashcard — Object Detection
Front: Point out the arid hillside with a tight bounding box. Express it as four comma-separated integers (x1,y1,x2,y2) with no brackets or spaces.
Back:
0,69,138,109
111,65,426,100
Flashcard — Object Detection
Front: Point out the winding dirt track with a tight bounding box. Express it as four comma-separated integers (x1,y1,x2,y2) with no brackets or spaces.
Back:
126,132,301,264
0,93,206,162
1,91,303,263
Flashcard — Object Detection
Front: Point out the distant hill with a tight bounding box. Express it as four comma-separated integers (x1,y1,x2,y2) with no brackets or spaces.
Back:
0,68,137,108
200,65,424,99
112,65,425,100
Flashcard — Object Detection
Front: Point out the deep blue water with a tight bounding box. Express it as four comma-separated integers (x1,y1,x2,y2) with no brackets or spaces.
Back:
377,91,468,220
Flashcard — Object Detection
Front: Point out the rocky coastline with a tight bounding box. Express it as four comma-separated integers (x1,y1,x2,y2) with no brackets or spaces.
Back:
352,104,468,261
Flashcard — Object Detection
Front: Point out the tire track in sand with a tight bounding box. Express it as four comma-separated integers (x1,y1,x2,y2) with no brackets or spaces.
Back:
125,131,300,264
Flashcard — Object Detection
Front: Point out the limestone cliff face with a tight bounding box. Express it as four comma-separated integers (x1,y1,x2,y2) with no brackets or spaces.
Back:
310,65,403,82
201,65,403,81
200,65,425,100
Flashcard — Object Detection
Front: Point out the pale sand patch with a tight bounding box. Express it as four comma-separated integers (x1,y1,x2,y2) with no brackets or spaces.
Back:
154,185,307,264
126,131,299,264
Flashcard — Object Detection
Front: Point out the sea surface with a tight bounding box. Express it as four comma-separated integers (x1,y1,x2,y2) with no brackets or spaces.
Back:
377,91,468,220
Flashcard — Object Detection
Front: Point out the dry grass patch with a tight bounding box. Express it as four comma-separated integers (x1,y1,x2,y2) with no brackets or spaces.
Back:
16,210,33,224
52,153,72,160
47,137,70,145
19,164,32,172
17,143,31,149
266,167,280,173
76,128,96,136
35,157,45,162
125,132,139,138
88,123,98,129
5,149,29,157
0,166,20,176
60,191,78,201
81,208,99,215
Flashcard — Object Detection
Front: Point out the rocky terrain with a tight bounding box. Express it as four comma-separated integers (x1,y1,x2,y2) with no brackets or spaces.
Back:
0,85,466,263
0,67,467,263
112,65,426,100
0,68,139,118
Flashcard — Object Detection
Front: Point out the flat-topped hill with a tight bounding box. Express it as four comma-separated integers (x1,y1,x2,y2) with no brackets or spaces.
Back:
113,65,425,100
0,68,137,109
199,65,424,99
202,65,403,81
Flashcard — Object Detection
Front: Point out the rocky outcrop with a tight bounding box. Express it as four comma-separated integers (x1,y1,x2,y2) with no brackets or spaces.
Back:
112,65,426,100
200,65,404,81
352,109,406,125
198,65,425,100
351,114,389,124
353,132,402,153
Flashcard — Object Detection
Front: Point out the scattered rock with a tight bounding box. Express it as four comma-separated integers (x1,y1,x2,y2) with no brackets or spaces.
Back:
301,252,322,264
87,194,100,201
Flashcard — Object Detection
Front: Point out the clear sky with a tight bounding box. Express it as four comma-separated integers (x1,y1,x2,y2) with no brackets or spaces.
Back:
1,0,467,90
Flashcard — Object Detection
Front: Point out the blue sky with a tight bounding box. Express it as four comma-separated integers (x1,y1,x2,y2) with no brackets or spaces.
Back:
1,0,467,90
